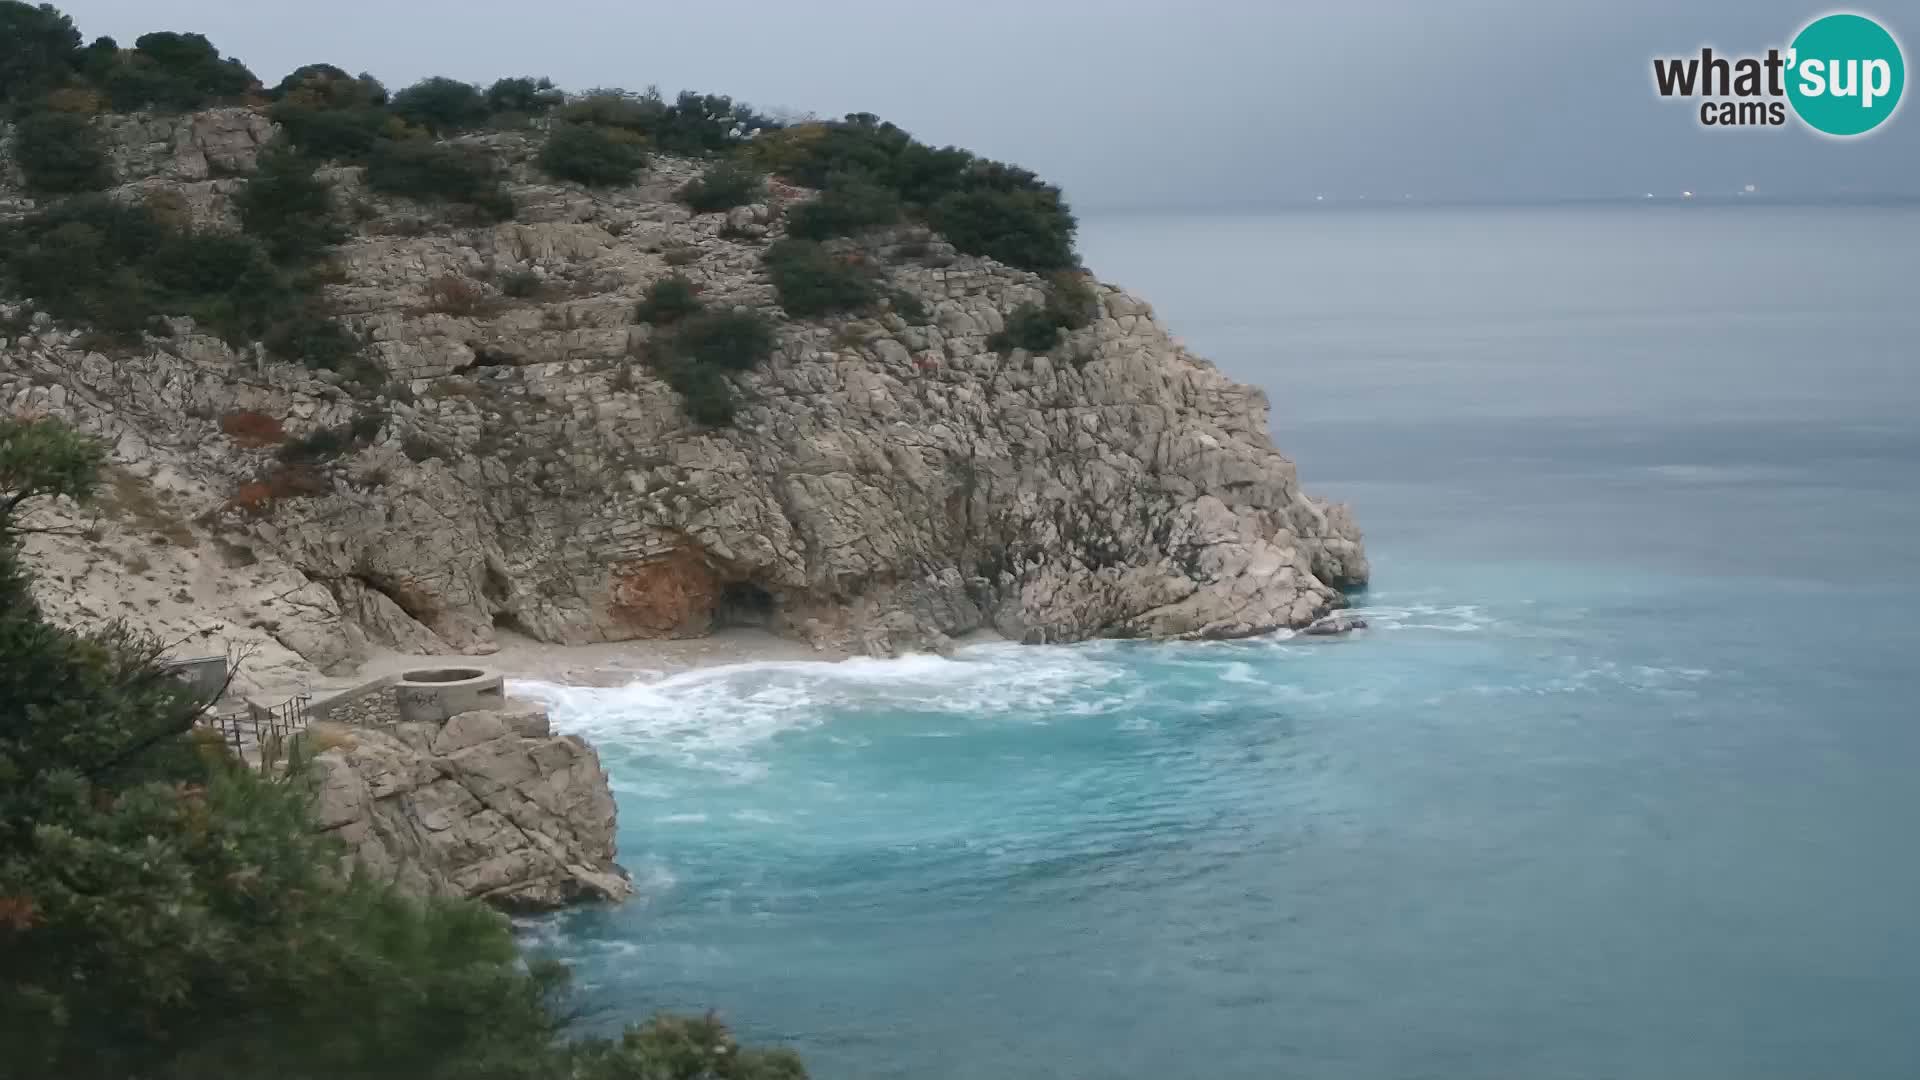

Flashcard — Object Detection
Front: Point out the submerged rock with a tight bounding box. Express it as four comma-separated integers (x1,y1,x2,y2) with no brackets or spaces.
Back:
1299,615,1369,637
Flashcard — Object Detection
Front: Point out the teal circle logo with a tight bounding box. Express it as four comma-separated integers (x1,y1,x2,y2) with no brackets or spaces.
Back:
1787,13,1905,136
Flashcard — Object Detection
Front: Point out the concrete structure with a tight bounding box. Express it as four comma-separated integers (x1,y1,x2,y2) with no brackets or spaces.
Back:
391,667,507,724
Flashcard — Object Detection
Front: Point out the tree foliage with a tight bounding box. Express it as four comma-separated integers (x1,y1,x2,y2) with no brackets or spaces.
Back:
635,274,702,325
785,174,900,241
750,114,1079,270
9,109,110,193
366,139,514,221
391,75,488,133
677,160,765,214
485,75,561,116
0,417,807,1078
0,0,82,107
97,31,256,112
538,123,647,187
674,308,776,372
763,238,874,317
236,142,346,263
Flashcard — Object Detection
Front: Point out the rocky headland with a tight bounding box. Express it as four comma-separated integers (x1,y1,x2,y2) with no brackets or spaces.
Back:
2,107,1366,699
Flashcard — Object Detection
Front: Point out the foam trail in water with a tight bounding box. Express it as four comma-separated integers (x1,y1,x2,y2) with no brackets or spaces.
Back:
513,644,1127,758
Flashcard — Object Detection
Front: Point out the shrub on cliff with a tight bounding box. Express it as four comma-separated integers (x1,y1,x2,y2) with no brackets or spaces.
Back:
0,415,809,1078
635,275,702,325
539,123,647,187
0,196,360,362
786,174,901,240
98,31,256,112
748,114,1078,270
10,109,111,193
262,308,361,371
0,0,83,106
764,238,874,317
236,144,345,263
485,75,561,117
678,160,764,213
927,183,1077,272
366,139,514,221
391,75,488,133
986,275,1098,355
988,303,1061,354
659,358,737,427
675,308,775,372
267,65,394,160
268,100,395,161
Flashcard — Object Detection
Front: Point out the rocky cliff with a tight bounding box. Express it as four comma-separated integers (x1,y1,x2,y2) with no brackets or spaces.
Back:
308,702,632,911
1,109,1366,690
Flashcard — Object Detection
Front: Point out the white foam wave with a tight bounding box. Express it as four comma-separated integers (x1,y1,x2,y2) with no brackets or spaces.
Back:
1342,602,1494,633
512,644,1124,762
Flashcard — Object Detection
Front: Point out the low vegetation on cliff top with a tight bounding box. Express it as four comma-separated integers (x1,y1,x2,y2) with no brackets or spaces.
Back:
0,416,807,1078
0,0,1082,414
0,0,1077,270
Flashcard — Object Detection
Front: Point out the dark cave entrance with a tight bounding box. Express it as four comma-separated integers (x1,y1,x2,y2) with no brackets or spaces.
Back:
716,580,777,629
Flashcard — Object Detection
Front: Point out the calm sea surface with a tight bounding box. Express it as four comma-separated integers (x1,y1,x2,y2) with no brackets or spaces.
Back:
524,206,1920,1079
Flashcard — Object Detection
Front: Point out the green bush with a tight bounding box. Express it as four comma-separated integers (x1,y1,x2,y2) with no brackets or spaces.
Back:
262,310,361,371
748,114,1079,270
484,75,560,116
659,359,736,427
270,63,385,106
763,238,873,317
400,432,449,462
0,198,156,334
499,269,541,298
538,123,646,187
266,65,392,160
0,1,82,106
0,193,366,369
988,303,1061,354
634,274,702,325
275,423,351,463
928,185,1077,271
390,76,488,133
889,288,929,324
0,418,809,1080
674,308,775,372
786,174,900,240
678,160,764,213
236,144,345,263
1045,270,1098,330
99,31,256,112
654,90,764,156
10,110,110,193
570,1014,806,1079
365,139,513,221
267,101,392,161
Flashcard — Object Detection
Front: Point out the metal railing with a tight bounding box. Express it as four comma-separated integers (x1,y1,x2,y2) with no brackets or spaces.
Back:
196,692,311,769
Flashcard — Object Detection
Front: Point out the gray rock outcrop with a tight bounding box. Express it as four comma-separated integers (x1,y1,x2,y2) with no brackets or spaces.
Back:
1,110,1368,680
308,704,632,912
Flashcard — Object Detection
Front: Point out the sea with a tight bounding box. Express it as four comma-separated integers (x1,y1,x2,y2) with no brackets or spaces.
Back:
518,205,1920,1080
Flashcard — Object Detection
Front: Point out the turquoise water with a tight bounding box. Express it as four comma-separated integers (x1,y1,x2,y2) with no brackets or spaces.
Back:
522,207,1920,1079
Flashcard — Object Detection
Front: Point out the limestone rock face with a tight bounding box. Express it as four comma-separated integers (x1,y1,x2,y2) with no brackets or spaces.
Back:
308,705,632,912
1,110,1369,680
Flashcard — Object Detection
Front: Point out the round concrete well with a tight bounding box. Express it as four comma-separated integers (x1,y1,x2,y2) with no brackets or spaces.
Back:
393,667,506,725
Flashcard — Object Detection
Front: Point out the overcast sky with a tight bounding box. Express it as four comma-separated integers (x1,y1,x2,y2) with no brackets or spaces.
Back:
54,0,1920,209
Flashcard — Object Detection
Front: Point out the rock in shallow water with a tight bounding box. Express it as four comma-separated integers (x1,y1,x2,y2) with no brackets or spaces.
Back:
308,703,632,912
